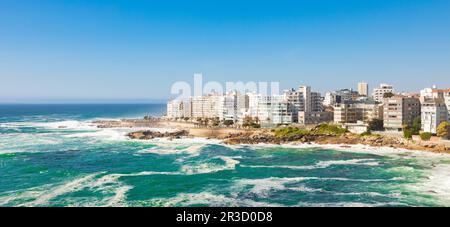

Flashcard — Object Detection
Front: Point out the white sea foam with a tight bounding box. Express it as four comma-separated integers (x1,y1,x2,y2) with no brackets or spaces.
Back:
180,156,241,174
248,142,450,159
297,201,407,207
406,164,450,206
137,144,206,156
0,171,183,207
150,192,282,207
2,120,97,130
242,158,379,170
63,128,130,141
22,173,99,206
0,133,63,154
233,176,400,198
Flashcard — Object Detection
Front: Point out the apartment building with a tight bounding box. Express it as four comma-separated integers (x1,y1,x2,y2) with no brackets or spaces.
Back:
358,82,369,97
354,101,383,123
334,103,357,124
246,94,292,126
167,100,185,119
383,95,421,131
323,89,359,106
299,111,333,125
421,98,448,134
283,86,323,122
373,83,394,102
333,100,382,125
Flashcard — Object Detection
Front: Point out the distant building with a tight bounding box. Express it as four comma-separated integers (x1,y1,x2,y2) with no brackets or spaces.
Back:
333,100,382,125
334,103,357,124
323,92,337,106
373,83,394,102
246,94,292,126
421,87,450,120
383,95,421,131
283,85,323,123
217,92,247,122
358,82,369,97
421,98,448,134
323,89,358,106
298,111,333,125
353,101,384,123
167,99,186,119
191,93,222,119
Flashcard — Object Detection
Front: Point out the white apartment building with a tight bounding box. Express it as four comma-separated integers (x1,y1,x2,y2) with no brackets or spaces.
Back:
246,94,292,126
420,86,450,120
167,100,185,119
373,83,394,102
217,92,247,122
323,92,336,106
191,94,222,119
421,98,448,134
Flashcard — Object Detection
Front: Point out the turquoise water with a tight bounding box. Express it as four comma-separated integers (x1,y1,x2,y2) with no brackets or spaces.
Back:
1,104,449,207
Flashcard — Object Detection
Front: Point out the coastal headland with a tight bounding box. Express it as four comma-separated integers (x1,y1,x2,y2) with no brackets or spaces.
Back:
93,119,450,154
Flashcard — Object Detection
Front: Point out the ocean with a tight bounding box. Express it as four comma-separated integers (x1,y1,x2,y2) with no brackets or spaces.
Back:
0,104,449,207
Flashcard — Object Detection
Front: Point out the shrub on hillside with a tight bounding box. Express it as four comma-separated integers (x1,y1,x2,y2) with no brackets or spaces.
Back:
437,122,450,139
419,132,432,141
313,124,348,135
403,127,413,139
274,127,310,137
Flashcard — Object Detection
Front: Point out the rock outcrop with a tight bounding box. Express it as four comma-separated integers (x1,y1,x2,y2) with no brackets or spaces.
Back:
127,130,189,140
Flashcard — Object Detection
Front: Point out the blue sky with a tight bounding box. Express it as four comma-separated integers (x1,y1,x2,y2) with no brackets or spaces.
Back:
0,0,449,103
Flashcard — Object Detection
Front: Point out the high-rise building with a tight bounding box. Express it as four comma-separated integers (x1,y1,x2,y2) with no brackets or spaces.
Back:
373,83,394,102
283,85,323,122
246,94,292,126
358,82,369,97
421,98,448,134
383,95,421,131
217,92,247,122
167,100,186,119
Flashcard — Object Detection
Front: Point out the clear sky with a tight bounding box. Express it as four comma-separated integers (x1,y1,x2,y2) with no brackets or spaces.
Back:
1,0,449,103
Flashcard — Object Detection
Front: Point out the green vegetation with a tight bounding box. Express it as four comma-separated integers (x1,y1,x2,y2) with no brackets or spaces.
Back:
242,116,261,128
437,122,450,139
368,119,384,131
403,126,413,139
360,129,372,137
359,131,372,137
313,124,348,135
274,127,310,137
411,116,421,135
419,132,432,141
223,120,234,126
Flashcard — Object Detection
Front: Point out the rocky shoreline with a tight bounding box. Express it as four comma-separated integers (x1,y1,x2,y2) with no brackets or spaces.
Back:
96,119,450,154
124,128,450,154
221,132,450,153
